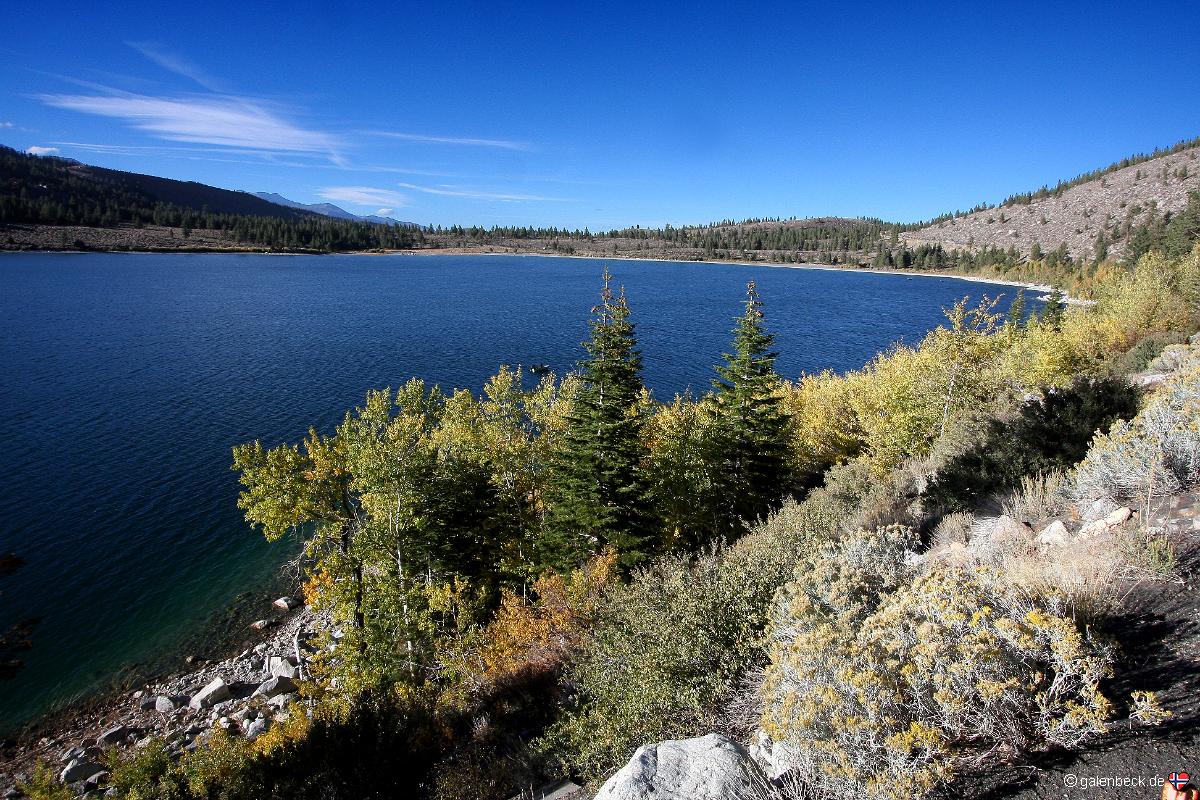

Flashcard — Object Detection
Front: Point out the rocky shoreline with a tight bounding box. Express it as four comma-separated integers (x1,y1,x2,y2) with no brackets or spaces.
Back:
0,598,327,799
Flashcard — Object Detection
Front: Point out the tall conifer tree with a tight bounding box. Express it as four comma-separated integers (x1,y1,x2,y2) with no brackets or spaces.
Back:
711,281,791,533
542,269,656,570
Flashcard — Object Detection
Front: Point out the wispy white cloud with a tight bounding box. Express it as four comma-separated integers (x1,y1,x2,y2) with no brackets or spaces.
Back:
375,207,394,215
365,131,530,151
127,41,225,91
39,91,342,162
0,121,13,128
319,186,408,207
49,141,318,168
26,146,60,155
394,181,564,202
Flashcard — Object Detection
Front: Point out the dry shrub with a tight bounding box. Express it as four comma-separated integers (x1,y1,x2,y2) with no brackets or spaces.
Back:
1072,363,1200,503
993,533,1132,620
1000,470,1068,525
930,511,975,552
760,528,1114,800
451,549,617,694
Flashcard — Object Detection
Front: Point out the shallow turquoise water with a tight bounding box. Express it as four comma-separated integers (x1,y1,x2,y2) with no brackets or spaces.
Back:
0,253,1029,731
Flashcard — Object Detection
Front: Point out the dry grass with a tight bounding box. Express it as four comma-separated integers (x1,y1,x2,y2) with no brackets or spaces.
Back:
930,511,975,552
1001,470,1068,526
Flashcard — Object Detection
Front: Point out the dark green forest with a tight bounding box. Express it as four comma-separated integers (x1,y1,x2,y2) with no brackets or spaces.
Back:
0,147,417,251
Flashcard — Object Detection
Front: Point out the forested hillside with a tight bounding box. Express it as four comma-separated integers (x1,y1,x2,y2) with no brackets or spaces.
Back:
0,147,417,252
902,137,1200,262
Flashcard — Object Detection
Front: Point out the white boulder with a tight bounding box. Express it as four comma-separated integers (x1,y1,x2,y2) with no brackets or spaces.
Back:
266,656,299,680
1035,520,1070,547
593,734,762,800
61,758,104,784
252,675,297,698
189,677,231,710
1105,506,1133,527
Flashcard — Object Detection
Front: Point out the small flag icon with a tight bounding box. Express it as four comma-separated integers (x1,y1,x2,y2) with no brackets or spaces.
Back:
1169,772,1193,790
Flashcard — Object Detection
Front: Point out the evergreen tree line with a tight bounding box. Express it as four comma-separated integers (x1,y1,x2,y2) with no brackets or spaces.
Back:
1121,189,1200,264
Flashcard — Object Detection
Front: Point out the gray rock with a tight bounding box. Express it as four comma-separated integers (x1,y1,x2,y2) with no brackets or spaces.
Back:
593,734,762,800
273,596,301,610
189,678,231,710
96,726,129,748
61,746,85,763
137,694,157,711
267,692,296,709
244,717,269,740
992,515,1033,541
266,656,298,680
1084,497,1120,523
252,675,297,699
61,759,104,784
155,695,178,714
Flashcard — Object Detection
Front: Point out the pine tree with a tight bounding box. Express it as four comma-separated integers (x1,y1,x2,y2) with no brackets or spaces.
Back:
1040,286,1066,329
1006,288,1027,327
541,269,656,571
710,281,791,535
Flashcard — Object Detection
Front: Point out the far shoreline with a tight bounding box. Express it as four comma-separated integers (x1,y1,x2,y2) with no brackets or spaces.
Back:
1,244,1091,303
362,247,1093,304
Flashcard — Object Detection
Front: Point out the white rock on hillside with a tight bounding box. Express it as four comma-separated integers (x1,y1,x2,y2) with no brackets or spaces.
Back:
266,656,299,679
593,734,762,800
1036,520,1070,547
189,677,231,709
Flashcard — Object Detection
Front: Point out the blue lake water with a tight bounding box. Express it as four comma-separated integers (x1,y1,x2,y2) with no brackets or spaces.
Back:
0,252,1031,731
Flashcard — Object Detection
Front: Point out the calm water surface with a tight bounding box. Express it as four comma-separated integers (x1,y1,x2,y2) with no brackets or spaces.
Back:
0,253,1030,730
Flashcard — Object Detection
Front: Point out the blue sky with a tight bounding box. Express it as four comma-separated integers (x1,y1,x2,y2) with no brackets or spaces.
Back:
2,0,1198,229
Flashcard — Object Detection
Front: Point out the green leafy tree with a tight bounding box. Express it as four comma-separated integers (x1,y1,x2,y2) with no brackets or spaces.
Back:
233,381,516,687
710,282,792,534
542,269,656,571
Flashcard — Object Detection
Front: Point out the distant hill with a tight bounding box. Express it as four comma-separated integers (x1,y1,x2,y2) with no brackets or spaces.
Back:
0,146,320,223
902,138,1200,261
253,192,416,227
0,146,420,252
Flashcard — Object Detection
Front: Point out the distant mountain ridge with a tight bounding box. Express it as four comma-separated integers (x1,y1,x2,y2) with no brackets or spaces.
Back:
252,192,415,228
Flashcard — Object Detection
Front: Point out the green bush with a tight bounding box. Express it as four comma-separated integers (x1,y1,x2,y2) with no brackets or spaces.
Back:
543,496,833,780
761,527,1115,799
1107,330,1188,375
927,376,1139,513
17,764,76,800
104,738,183,799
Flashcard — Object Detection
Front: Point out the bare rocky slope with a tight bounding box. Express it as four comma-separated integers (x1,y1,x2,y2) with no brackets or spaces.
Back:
902,145,1200,260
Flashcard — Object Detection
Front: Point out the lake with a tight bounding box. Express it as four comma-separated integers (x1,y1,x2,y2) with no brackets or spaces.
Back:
0,252,1030,731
